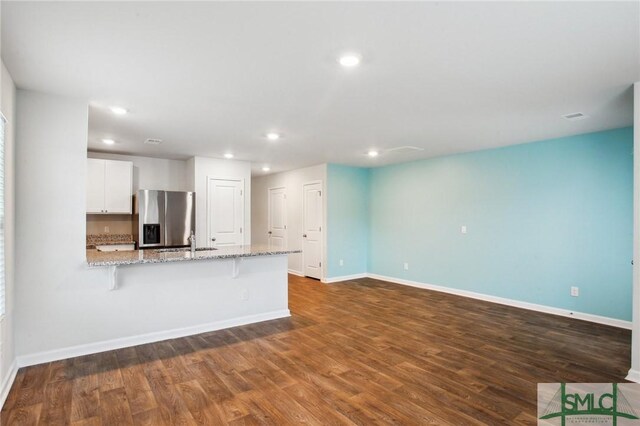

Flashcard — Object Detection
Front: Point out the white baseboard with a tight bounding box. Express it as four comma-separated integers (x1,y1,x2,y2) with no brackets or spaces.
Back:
287,269,304,277
626,369,640,383
367,273,632,330
16,309,291,368
322,273,368,284
0,359,18,410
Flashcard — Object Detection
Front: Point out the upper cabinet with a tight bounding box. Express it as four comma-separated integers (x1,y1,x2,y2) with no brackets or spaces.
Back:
87,159,133,214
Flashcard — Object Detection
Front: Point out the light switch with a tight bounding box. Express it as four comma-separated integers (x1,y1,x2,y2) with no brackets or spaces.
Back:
461,225,467,234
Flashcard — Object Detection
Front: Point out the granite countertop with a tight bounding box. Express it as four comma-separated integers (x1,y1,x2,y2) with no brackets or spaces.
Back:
86,244,301,267
86,234,135,249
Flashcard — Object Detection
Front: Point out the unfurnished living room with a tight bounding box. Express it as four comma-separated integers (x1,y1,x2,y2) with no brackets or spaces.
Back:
0,1,639,425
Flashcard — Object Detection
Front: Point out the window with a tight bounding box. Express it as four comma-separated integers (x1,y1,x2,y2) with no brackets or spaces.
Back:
0,113,5,317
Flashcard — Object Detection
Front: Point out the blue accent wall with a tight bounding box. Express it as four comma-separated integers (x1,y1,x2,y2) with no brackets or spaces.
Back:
327,164,370,278
368,127,633,320
326,127,633,321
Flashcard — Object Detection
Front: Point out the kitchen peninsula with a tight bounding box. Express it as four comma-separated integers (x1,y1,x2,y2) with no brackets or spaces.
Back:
81,244,300,359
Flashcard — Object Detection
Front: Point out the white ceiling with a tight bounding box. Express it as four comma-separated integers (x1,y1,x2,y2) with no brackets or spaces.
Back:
3,2,639,174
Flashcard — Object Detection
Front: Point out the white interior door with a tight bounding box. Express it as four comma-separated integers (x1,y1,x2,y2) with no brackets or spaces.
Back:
268,187,287,249
208,178,244,247
303,182,323,279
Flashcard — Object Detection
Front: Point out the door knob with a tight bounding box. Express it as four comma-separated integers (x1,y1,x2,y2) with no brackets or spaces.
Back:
303,234,307,238
268,231,272,235
211,238,216,241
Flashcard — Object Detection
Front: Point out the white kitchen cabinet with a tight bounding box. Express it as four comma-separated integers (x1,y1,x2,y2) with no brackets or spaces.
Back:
86,159,106,213
87,159,133,214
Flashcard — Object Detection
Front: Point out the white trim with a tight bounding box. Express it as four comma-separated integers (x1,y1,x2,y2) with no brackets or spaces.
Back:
367,273,632,330
287,269,304,277
0,358,18,410
322,273,368,284
16,309,290,368
627,369,640,383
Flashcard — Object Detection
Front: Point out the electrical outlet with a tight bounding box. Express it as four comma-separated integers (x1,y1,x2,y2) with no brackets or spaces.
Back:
461,225,467,234
571,286,579,297
104,226,109,233
404,262,409,270
339,259,344,266
240,289,249,301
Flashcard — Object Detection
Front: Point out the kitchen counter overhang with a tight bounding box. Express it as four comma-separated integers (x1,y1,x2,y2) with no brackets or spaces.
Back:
86,244,301,267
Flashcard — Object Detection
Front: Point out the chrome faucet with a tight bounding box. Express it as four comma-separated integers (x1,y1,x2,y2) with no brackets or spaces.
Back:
189,230,196,254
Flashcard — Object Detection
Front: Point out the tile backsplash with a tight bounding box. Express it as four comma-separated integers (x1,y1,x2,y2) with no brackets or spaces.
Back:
86,233,134,249
86,214,133,236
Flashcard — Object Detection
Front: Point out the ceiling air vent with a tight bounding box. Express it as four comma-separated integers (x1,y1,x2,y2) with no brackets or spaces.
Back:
144,138,163,145
562,112,588,121
386,146,425,153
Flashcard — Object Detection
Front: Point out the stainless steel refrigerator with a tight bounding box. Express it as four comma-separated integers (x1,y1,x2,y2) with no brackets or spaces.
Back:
133,190,196,248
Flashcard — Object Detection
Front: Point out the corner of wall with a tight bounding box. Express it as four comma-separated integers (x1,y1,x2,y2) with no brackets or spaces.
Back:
629,81,640,377
0,60,17,410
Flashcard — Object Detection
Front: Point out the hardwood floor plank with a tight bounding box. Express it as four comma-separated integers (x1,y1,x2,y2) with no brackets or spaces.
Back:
131,407,168,426
70,416,102,426
175,379,225,425
69,360,99,422
120,364,158,416
98,387,134,426
96,352,124,393
142,361,198,425
4,403,42,426
38,378,73,425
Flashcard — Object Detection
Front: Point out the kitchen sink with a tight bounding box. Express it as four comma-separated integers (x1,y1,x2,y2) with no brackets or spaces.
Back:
153,247,217,253
96,244,136,252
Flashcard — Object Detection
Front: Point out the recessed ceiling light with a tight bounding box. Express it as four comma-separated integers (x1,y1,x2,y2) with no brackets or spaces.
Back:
266,132,280,141
224,153,234,159
110,106,128,115
102,139,115,145
339,54,361,67
367,150,379,158
262,166,271,172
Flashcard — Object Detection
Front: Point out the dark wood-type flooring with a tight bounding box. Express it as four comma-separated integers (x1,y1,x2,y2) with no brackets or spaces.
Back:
1,276,631,425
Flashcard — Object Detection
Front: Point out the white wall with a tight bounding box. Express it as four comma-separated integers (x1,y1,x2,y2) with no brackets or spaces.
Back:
185,157,195,193
15,90,93,357
252,164,327,277
0,62,16,402
191,156,252,248
14,89,285,363
87,151,188,193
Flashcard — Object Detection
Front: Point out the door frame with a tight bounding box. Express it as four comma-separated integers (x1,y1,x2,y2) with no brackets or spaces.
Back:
267,186,287,249
302,180,324,280
206,176,245,248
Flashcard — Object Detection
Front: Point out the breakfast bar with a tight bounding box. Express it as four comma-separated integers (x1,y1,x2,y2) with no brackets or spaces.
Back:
83,245,300,348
